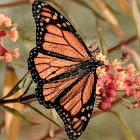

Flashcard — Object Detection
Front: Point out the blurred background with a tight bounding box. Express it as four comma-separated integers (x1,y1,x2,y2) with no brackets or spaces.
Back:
0,0,140,140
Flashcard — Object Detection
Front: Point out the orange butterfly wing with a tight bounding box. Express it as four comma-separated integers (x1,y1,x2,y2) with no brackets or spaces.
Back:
32,1,91,61
28,1,102,140
55,73,97,139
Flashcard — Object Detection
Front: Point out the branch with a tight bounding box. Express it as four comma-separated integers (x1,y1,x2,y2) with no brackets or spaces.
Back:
0,0,30,8
20,94,36,103
108,35,137,54
0,94,36,105
92,94,131,117
0,92,132,119
0,97,19,105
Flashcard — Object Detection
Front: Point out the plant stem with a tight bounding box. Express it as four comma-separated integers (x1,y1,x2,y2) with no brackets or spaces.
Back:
20,94,36,103
0,93,132,118
92,94,130,117
0,0,30,8
2,71,29,100
0,97,19,104
27,104,64,130
107,110,136,140
108,35,137,54
0,94,36,105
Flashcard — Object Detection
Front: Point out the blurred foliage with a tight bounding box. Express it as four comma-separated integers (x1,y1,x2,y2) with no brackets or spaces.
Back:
0,0,140,140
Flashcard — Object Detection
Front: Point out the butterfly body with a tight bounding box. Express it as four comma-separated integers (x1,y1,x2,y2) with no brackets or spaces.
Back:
28,1,103,140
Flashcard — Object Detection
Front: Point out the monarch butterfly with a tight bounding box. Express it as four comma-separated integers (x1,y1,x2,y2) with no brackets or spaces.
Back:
28,1,103,139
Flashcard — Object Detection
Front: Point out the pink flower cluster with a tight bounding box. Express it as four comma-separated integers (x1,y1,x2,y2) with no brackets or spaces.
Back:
96,53,140,110
96,66,117,110
0,12,19,62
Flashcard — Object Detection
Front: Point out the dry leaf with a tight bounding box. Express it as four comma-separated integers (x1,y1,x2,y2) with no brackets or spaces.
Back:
93,0,124,41
131,0,140,44
118,0,132,16
2,65,23,140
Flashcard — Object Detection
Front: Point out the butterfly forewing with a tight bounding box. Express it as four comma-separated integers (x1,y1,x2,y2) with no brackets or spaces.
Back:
28,1,100,139
32,1,91,60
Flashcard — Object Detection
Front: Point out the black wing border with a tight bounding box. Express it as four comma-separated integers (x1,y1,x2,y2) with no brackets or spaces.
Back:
55,72,97,140
32,0,92,58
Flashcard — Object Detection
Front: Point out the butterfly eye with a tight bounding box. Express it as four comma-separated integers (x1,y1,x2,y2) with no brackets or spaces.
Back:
96,60,104,67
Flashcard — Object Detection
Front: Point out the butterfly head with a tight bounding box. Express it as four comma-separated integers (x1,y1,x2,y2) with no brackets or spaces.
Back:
95,60,104,68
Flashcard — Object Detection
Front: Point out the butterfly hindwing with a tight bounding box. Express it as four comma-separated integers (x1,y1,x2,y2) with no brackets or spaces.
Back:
55,72,97,139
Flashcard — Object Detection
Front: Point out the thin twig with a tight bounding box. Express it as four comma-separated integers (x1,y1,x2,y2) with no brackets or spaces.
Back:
92,94,131,117
0,94,36,105
0,121,5,133
116,95,133,103
1,71,29,100
108,35,137,54
20,80,33,98
0,97,19,105
0,0,30,8
115,96,133,109
20,94,36,103
26,104,64,130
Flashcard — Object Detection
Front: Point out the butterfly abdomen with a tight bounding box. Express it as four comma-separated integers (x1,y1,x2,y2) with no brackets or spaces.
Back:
47,59,102,83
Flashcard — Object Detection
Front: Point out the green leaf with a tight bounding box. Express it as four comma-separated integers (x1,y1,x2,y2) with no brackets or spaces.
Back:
104,1,120,15
2,72,29,100
107,110,136,140
26,104,64,130
2,105,39,126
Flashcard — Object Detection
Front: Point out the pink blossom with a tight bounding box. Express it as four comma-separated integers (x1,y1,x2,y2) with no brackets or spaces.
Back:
0,46,19,62
97,78,104,88
0,12,19,62
0,55,4,60
12,48,19,59
0,30,6,37
99,100,111,110
125,73,133,81
5,52,12,62
0,12,12,27
0,13,5,26
3,16,12,27
111,59,122,70
96,53,109,65
0,13,5,18
0,46,9,55
134,90,140,100
101,82,117,100
126,64,136,75
115,69,126,89
96,67,106,77
96,52,140,109
96,62,117,110
101,74,114,84
122,52,130,61
8,28,18,42
124,80,135,95
135,76,140,86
